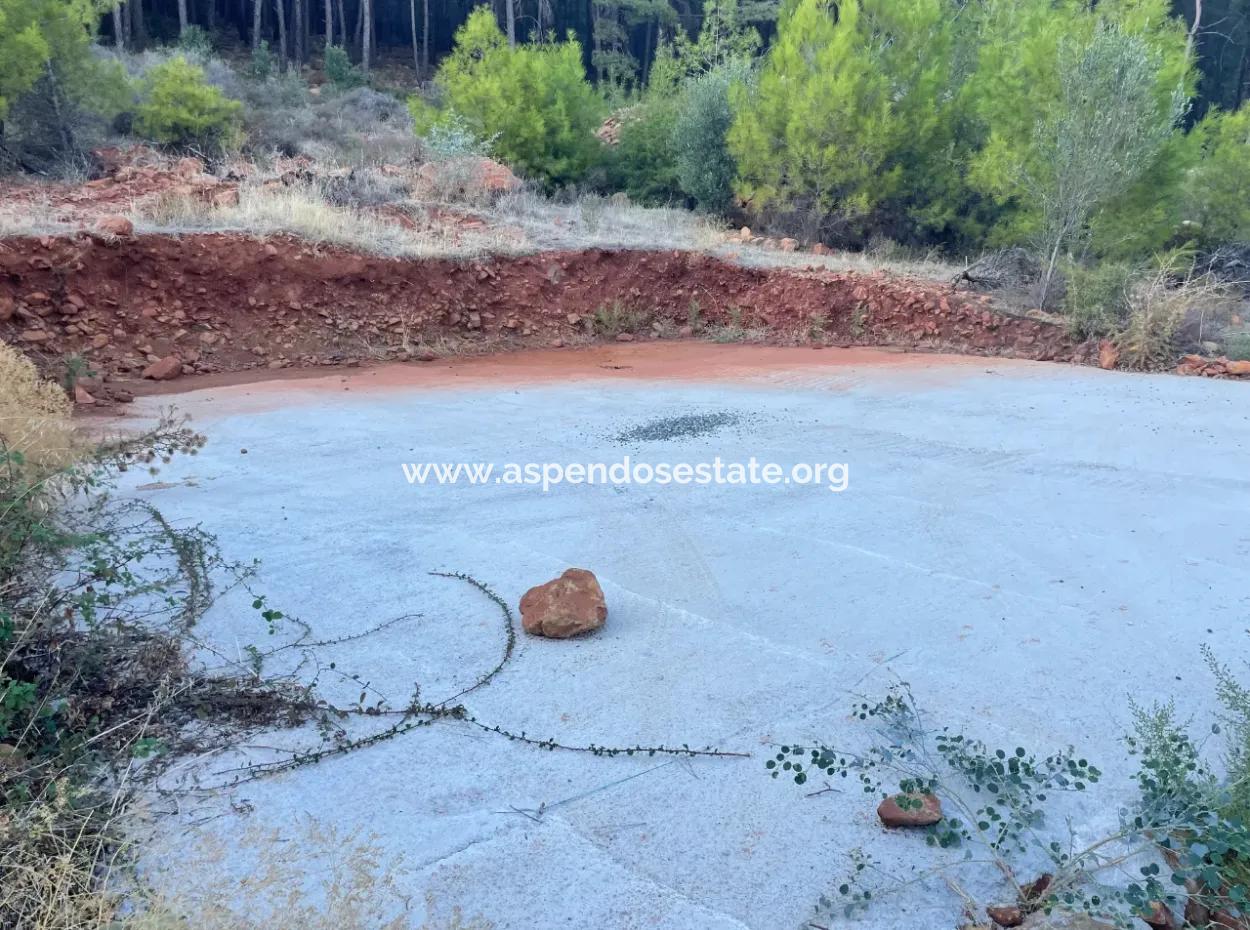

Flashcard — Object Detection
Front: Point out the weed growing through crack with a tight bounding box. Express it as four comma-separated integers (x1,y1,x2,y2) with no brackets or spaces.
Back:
767,680,1250,928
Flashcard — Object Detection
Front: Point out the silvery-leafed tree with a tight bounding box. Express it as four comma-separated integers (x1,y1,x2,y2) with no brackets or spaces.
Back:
1028,25,1187,308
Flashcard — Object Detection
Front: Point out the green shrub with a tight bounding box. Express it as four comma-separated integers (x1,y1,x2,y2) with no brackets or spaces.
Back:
0,0,131,172
1061,260,1135,339
1226,331,1250,361
729,0,897,234
434,6,604,187
672,60,747,214
178,24,214,57
605,103,683,205
1186,104,1250,247
324,45,364,89
248,39,276,80
407,101,493,159
134,55,242,150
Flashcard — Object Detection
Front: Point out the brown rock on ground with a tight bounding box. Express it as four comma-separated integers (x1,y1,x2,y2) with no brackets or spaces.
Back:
95,215,134,238
1098,340,1119,370
876,791,942,827
73,384,96,405
1228,359,1250,376
142,355,183,380
520,568,607,639
986,905,1024,927
1142,901,1179,929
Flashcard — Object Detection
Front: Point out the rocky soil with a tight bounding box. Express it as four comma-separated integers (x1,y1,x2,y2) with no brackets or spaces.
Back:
0,230,1100,404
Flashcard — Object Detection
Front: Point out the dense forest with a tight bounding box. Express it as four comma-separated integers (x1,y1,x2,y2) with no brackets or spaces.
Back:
83,0,1250,114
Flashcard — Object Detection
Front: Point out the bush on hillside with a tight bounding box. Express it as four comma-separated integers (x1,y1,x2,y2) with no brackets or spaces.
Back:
431,6,604,188
134,55,242,150
1185,104,1250,247
672,60,747,214
604,103,683,205
324,45,365,89
0,0,130,174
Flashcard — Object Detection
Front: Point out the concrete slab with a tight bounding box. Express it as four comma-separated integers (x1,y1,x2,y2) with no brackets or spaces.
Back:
121,346,1250,929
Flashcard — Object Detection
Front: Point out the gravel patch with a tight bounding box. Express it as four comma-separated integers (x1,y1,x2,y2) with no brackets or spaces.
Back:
612,411,743,444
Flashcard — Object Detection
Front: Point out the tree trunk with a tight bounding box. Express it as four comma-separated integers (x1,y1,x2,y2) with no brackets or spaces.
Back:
325,0,332,49
112,4,125,47
353,0,363,58
292,0,303,62
130,0,147,48
274,0,287,63
361,0,371,73
410,0,419,71
252,0,262,47
506,0,516,46
336,0,347,50
177,0,188,34
422,0,429,71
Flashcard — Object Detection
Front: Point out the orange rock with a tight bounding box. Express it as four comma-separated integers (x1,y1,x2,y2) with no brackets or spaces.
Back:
986,905,1023,927
1228,360,1250,377
519,568,607,639
779,237,798,252
142,355,182,380
95,215,134,238
1142,900,1179,929
877,792,942,827
174,156,206,179
1098,340,1119,370
73,384,96,405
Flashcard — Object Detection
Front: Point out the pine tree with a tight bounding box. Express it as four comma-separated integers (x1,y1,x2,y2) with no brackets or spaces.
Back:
727,0,896,239
436,7,604,185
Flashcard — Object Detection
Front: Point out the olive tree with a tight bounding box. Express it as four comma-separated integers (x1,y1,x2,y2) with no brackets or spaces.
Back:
1028,25,1186,306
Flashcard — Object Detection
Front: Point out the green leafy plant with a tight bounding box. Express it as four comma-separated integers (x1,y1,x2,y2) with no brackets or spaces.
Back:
247,39,276,80
430,6,604,187
177,24,214,57
766,682,1245,927
324,45,365,89
59,353,95,394
134,55,242,150
1062,260,1136,339
672,59,747,214
1185,103,1250,247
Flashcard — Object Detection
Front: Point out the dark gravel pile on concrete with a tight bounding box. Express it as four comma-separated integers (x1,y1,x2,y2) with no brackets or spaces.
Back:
612,411,742,444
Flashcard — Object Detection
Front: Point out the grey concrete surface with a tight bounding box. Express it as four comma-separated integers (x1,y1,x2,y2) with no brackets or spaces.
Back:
122,349,1250,929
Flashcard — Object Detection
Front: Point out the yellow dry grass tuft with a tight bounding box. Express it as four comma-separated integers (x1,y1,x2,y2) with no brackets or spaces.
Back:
0,340,77,475
136,181,520,259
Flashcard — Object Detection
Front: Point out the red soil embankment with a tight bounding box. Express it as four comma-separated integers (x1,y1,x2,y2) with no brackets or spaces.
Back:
0,233,1087,387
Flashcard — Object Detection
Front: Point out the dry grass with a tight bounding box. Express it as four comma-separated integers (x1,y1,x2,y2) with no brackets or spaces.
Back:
488,188,723,253
0,778,134,930
1116,256,1239,370
0,341,78,474
136,182,521,259
713,238,962,282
